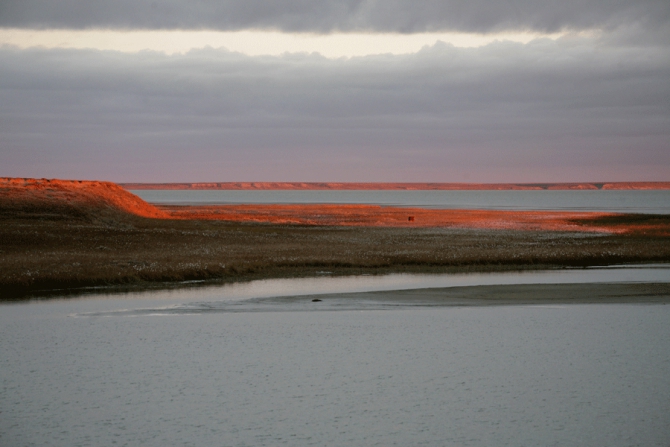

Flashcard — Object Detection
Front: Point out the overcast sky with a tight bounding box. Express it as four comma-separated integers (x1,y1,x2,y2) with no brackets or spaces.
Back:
1,0,669,182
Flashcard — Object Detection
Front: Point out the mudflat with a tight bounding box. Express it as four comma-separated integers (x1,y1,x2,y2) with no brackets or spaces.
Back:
274,282,670,307
2,178,670,299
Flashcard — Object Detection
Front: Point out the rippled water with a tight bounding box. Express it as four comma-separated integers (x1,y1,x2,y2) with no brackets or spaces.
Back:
2,267,669,446
132,189,670,213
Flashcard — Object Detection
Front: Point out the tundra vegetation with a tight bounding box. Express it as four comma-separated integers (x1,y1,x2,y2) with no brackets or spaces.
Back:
1,178,669,299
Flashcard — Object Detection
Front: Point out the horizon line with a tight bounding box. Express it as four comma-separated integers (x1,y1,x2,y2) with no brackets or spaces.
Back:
119,181,670,191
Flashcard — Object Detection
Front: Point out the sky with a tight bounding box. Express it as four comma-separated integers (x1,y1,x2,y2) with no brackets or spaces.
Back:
1,0,669,183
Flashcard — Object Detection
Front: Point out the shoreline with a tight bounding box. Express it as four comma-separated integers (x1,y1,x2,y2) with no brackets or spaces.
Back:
0,261,629,300
4,242,670,300
256,282,670,310
7,269,670,305
2,177,670,299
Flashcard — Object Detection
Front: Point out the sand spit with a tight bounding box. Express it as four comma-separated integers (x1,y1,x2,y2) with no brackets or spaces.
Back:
2,177,670,298
121,181,670,190
261,283,670,308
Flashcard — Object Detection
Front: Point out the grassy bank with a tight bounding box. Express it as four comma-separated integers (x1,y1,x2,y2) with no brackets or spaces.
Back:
2,212,669,299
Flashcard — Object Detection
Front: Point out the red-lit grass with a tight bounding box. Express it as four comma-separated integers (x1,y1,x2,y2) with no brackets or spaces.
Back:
162,204,670,235
2,178,669,298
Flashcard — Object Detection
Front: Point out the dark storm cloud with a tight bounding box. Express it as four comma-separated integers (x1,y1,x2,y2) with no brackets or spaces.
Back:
1,30,669,181
1,0,668,33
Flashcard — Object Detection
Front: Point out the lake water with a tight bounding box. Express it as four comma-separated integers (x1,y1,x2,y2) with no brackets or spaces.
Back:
131,189,670,213
2,267,670,446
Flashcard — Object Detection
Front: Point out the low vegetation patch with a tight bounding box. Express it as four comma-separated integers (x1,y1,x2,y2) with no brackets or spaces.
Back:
2,213,669,299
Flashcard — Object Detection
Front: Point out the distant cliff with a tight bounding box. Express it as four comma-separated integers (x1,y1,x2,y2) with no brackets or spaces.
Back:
120,182,670,190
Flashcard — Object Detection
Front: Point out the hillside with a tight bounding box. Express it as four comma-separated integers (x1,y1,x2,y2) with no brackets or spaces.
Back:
0,178,168,223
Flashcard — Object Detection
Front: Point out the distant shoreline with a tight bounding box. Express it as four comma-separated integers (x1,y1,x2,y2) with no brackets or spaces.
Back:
120,182,670,191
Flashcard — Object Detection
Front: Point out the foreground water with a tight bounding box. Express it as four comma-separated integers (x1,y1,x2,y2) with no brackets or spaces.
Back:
2,267,670,446
132,189,670,213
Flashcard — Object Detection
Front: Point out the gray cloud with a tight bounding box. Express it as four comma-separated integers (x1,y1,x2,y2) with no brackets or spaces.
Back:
1,0,668,33
1,31,669,182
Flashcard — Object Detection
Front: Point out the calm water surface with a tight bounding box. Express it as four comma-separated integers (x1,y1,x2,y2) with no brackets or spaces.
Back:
132,189,670,213
2,267,670,446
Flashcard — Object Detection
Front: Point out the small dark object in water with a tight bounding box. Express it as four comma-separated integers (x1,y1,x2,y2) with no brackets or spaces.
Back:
312,299,322,302
408,216,415,222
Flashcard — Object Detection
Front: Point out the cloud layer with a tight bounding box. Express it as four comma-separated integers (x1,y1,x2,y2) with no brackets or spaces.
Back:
2,30,668,182
1,0,668,33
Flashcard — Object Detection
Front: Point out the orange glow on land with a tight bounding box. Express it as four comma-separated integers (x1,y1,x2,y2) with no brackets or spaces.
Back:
0,178,168,219
162,204,656,234
3,178,668,235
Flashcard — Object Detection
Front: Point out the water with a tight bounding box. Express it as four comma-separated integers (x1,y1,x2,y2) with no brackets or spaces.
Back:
51,264,670,315
131,189,670,213
2,267,670,446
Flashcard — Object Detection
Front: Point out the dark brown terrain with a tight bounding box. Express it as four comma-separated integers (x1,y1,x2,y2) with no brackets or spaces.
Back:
2,178,669,299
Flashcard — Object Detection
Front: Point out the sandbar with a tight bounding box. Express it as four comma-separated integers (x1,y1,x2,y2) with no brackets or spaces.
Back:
271,282,670,308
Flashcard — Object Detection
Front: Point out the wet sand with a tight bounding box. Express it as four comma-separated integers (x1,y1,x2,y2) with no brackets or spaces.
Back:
272,282,670,308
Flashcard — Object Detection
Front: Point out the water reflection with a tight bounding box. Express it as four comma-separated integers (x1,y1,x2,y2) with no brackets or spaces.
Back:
92,264,670,302
132,189,670,214
2,267,670,446
64,265,670,317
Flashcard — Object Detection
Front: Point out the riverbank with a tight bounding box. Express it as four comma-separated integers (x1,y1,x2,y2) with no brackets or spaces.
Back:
2,178,670,299
3,213,670,299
